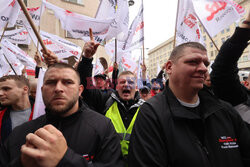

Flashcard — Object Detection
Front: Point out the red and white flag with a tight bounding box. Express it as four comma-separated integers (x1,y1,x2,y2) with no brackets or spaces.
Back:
176,0,203,46
95,0,117,19
1,39,36,69
192,0,245,37
16,6,45,27
0,27,31,45
0,47,12,77
0,0,20,29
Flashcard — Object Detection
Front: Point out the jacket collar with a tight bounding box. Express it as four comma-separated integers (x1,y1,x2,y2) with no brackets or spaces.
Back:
164,83,223,120
111,91,145,110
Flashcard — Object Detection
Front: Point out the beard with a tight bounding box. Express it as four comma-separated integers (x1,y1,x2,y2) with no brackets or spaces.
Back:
43,94,78,116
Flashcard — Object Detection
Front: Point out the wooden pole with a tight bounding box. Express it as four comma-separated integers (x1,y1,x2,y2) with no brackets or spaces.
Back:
17,0,48,54
173,0,180,48
0,23,8,43
3,53,17,75
196,17,220,52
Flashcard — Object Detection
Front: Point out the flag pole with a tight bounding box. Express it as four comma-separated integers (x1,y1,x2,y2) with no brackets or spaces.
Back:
196,17,219,52
173,0,180,48
0,23,8,43
3,53,17,75
142,0,145,65
0,23,18,75
17,0,48,54
37,3,44,52
115,38,117,63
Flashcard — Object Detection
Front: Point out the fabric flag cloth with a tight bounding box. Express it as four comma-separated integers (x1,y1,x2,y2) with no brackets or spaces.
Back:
0,0,21,29
176,0,204,46
122,3,144,51
0,41,24,75
0,27,31,45
137,54,143,89
192,0,245,37
0,47,12,77
93,58,104,76
16,6,45,27
1,39,36,69
95,0,117,19
33,68,46,119
42,0,112,43
105,0,129,41
28,28,82,66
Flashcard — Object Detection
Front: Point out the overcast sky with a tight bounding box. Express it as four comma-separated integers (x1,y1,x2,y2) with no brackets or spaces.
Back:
129,0,178,51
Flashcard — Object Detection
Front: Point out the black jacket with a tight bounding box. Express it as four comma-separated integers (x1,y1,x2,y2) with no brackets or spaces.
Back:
211,27,250,122
128,84,250,167
77,57,144,129
0,100,124,167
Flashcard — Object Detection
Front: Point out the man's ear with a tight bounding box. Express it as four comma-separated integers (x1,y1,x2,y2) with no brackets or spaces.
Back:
165,60,173,75
23,86,29,94
79,85,84,96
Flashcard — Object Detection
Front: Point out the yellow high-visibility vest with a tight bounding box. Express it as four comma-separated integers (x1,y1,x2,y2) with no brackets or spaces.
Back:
105,101,139,156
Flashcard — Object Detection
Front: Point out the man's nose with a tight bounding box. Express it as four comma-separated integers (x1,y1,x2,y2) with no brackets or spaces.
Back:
54,82,64,93
198,63,208,73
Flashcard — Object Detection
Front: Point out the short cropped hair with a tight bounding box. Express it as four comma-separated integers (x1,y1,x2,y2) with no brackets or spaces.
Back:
118,71,135,79
169,42,207,62
44,63,81,84
0,75,30,89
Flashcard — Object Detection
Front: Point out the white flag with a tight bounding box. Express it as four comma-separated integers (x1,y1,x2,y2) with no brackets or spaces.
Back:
95,0,117,19
16,6,45,27
1,39,36,69
192,0,245,37
122,3,144,51
137,54,143,89
0,47,12,77
33,68,46,119
93,58,104,76
29,29,82,66
176,0,203,46
0,27,31,45
0,0,20,29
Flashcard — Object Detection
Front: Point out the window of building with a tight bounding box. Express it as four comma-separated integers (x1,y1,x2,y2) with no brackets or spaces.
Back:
221,29,225,34
65,30,74,38
214,50,218,56
226,27,230,32
63,0,84,5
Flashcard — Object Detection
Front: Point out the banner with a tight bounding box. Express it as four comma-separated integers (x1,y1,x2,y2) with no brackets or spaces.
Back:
95,0,117,19
176,0,204,46
192,0,245,37
0,0,20,29
93,58,104,76
137,54,143,89
0,47,12,77
122,3,144,51
1,39,36,69
16,6,45,27
42,0,113,43
29,29,82,66
0,27,31,45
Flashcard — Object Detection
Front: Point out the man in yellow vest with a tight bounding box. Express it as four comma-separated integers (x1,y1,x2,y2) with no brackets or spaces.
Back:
77,40,145,161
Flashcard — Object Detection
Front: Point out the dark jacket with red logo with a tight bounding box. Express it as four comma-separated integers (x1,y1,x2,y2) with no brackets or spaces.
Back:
128,84,250,167
0,100,124,167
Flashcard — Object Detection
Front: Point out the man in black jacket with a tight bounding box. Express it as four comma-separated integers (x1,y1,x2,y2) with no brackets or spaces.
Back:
128,42,250,167
211,11,250,123
77,40,144,159
0,63,123,167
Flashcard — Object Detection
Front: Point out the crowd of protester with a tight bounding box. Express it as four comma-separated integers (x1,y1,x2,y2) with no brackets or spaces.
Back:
0,11,249,167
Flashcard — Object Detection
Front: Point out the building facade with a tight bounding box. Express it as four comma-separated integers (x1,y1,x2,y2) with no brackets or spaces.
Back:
147,0,250,79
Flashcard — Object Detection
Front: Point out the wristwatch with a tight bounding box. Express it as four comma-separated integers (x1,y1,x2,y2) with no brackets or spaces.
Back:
242,20,250,25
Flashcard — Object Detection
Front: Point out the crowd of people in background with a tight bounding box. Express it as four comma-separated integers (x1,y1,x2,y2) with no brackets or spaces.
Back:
0,10,249,167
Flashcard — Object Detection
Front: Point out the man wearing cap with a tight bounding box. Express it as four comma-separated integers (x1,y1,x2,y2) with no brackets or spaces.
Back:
94,73,107,90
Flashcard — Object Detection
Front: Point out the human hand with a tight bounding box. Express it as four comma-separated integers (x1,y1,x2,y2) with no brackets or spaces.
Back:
82,28,100,59
34,52,42,67
21,124,68,167
41,49,59,67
